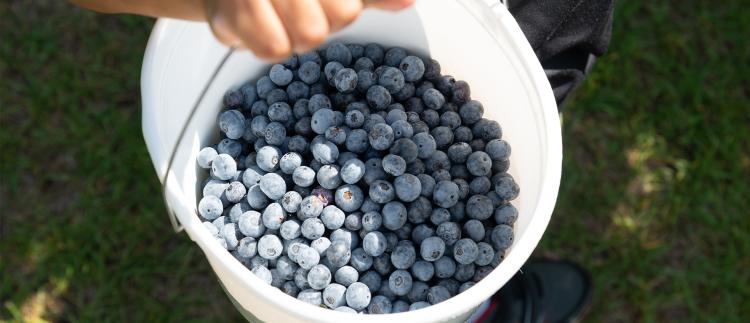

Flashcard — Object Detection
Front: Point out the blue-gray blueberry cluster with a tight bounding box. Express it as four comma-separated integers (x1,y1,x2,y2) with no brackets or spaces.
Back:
197,43,519,313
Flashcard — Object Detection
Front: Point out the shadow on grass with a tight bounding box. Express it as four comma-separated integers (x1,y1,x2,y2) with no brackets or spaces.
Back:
0,2,243,321
535,1,750,322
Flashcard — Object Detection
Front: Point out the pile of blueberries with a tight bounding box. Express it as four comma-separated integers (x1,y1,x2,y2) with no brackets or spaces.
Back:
196,42,519,314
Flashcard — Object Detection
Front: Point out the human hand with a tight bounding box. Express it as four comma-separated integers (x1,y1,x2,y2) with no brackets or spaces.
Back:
205,0,415,59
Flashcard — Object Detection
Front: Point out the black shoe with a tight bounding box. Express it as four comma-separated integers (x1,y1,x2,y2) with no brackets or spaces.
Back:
473,259,592,323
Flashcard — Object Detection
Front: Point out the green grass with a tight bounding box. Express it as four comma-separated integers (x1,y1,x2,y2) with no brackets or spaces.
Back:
1,1,748,322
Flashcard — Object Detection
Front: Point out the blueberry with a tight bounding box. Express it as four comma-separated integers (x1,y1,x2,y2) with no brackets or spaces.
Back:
460,219,484,243
410,224,434,245
492,158,510,174
438,111,463,130
419,236,446,262
384,47,407,67
256,75,276,99
251,100,270,118
407,196,432,224
257,235,283,260
309,94,332,114
368,295,393,314
390,173,422,203
335,184,365,212
464,195,493,221
446,144,471,165
394,222,413,241
279,219,301,240
311,186,334,206
343,129,368,154
282,281,300,297
434,256,456,280
295,267,311,289
301,218,324,240
474,119,503,141
258,173,286,200
468,177,491,196
466,151,492,177
293,117,313,136
409,301,430,311
306,264,332,290
221,222,241,250
473,266,493,282
354,56,375,71
435,74,456,97
420,109,439,129
344,110,365,129
297,289,323,306
298,61,321,85
367,123,394,151
332,68,358,93
491,224,514,250
370,252,390,276
211,154,238,180
432,180,459,208
297,245,321,270
316,164,342,189
363,43,385,65
358,211,383,233
494,203,518,225
311,237,332,256
323,239,350,268
391,241,416,269
276,255,298,280
242,166,264,189
262,122,285,146
311,139,339,165
379,201,406,231
317,205,344,230
397,55,425,82
321,283,347,308
298,195,324,220
450,80,471,105
358,270,382,292
422,88,445,110
430,126,454,150
252,265,273,285
412,261,436,284
256,146,281,172
198,195,223,220
290,166,315,188
334,265,359,287
356,69,377,93
410,174,435,199
459,100,484,125
340,214,361,234
299,51,322,65
250,115,270,138
367,180,394,204
238,210,265,238
378,66,405,94
347,247,372,271
265,88,288,105
475,242,495,266
324,61,345,85
340,158,366,184
452,238,479,265
278,152,301,175
218,110,246,140
445,203,464,225
412,132,437,159
382,154,406,176
362,231,387,257
384,270,412,297
469,138,486,152
311,108,335,134
197,147,218,169
493,173,520,201
261,202,286,230
326,42,353,65
345,282,372,311
366,85,392,110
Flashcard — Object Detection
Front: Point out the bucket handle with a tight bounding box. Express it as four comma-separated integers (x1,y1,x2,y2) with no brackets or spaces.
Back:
160,48,235,233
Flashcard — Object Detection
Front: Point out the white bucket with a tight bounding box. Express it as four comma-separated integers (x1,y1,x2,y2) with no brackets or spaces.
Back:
140,0,561,322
